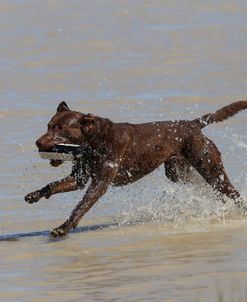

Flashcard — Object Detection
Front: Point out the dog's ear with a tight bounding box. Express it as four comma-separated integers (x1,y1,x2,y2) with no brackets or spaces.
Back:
57,101,70,112
81,114,95,134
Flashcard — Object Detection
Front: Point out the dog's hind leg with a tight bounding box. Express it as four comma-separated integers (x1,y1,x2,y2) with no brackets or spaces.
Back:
185,136,241,204
164,155,193,183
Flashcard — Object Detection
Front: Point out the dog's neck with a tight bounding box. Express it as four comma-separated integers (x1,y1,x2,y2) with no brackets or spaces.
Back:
84,117,114,154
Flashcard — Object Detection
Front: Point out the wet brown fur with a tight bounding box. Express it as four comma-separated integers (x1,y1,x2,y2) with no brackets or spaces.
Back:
25,101,247,237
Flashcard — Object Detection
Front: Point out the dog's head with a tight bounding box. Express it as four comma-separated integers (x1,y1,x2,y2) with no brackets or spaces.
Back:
36,102,96,167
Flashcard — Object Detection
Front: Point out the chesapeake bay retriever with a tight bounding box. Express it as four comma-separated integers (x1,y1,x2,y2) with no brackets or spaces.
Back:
25,101,247,237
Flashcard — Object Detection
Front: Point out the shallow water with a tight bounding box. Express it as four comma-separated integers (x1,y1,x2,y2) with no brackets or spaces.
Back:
0,0,247,301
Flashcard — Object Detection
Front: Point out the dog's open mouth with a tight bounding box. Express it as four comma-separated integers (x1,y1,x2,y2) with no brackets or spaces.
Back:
38,148,64,167
39,144,82,165
38,146,64,167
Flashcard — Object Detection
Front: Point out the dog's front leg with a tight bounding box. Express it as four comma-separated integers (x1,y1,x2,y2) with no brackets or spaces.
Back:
49,146,126,238
25,175,79,204
50,158,121,238
50,179,110,237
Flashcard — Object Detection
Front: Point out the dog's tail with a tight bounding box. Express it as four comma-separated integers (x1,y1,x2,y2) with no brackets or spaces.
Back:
193,101,247,129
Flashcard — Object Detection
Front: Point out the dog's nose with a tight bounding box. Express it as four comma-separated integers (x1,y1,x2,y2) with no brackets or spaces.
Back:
36,138,43,149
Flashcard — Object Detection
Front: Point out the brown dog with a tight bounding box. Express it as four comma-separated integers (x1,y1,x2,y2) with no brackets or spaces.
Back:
25,101,247,237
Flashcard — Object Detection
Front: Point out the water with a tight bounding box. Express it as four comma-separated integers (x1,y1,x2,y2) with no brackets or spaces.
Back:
0,1,247,301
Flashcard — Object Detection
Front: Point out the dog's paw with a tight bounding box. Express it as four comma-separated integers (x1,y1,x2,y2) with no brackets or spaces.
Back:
50,220,72,238
25,191,42,204
50,227,68,238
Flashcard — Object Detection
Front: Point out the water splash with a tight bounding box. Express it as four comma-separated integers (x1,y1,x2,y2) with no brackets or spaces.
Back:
114,179,246,227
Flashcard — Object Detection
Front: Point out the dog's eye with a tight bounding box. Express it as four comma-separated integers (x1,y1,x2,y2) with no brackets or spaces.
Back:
71,123,80,129
53,124,62,131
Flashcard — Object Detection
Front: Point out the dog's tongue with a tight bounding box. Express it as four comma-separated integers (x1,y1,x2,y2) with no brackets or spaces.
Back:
50,160,63,167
